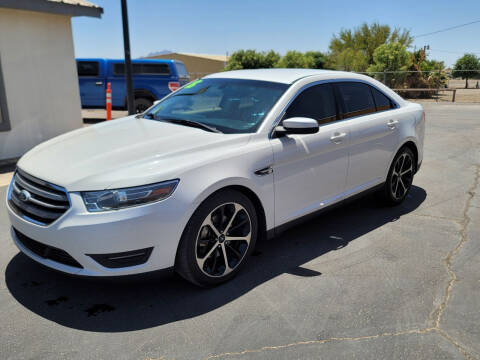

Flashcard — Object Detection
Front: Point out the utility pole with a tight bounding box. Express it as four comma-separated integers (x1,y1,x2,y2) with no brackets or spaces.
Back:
423,44,430,56
121,0,134,115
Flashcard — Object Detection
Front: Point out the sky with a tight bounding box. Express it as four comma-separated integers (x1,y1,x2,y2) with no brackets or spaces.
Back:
72,0,480,67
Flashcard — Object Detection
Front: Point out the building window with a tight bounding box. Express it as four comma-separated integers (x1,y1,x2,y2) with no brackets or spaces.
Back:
0,54,11,132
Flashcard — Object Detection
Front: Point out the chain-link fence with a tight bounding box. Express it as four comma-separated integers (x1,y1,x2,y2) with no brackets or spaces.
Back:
356,69,480,102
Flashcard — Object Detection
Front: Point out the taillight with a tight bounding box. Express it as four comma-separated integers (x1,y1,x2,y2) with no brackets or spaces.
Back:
168,82,180,92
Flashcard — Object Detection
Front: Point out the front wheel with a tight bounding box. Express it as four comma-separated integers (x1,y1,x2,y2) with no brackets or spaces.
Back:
382,147,416,205
175,190,258,287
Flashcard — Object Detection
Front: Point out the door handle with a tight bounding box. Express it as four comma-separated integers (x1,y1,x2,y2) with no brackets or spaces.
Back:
330,132,346,143
95,81,103,86
387,119,399,129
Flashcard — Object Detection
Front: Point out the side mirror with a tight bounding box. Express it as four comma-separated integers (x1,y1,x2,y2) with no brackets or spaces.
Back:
276,117,319,135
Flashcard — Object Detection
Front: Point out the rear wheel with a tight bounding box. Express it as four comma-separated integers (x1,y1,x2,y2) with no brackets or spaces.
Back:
134,97,153,113
382,147,416,205
175,190,258,287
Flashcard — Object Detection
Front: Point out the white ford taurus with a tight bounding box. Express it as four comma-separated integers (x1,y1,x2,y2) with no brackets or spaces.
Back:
6,69,424,286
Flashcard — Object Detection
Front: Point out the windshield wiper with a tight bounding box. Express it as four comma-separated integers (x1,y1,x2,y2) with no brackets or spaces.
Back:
140,112,154,119
158,117,222,133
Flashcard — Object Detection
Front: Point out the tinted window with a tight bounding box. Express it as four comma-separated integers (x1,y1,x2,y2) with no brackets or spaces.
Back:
175,62,189,79
113,63,171,75
337,82,376,118
284,84,337,125
371,87,393,112
77,61,99,77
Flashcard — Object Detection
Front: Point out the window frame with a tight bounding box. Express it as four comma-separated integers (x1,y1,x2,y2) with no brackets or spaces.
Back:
112,62,171,76
268,79,400,138
77,61,100,77
334,81,377,119
0,54,10,132
369,85,395,112
281,82,341,126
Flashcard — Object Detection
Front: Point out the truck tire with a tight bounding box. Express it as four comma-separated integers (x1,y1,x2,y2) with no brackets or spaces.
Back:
134,98,153,113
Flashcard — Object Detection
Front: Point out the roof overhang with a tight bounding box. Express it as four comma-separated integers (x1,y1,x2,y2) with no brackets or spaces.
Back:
0,0,103,18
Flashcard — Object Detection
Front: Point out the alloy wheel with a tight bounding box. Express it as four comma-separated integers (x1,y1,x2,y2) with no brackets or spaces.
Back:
195,202,252,277
390,152,414,200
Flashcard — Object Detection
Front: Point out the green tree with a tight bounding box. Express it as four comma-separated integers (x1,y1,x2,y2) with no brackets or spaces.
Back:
367,42,410,87
331,48,368,72
276,51,314,68
225,50,280,70
452,54,480,88
305,51,327,69
329,22,413,71
402,50,446,91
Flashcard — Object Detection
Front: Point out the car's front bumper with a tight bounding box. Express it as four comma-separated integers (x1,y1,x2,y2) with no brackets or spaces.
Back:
7,191,190,276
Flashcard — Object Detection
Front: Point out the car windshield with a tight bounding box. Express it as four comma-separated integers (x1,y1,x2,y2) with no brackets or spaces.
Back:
144,78,288,134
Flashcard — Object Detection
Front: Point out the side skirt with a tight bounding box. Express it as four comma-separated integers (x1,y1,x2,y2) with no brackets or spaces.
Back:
266,182,385,240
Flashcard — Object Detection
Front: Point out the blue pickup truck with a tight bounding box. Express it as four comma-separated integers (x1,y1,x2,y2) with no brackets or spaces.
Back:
76,58,190,113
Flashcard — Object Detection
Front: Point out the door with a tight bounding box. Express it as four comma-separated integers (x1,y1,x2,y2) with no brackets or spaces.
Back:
335,82,399,193
271,83,350,226
77,61,105,107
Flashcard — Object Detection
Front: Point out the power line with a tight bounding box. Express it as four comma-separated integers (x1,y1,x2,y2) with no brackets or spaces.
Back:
414,19,480,38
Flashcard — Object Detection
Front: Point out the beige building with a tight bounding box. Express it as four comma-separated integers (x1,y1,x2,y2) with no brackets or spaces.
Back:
0,0,102,161
146,52,228,78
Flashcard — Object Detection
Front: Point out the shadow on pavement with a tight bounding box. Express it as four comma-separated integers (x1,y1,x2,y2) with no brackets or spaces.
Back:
5,186,426,332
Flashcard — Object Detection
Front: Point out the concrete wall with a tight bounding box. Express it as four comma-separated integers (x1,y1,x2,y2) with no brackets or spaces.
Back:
0,8,82,160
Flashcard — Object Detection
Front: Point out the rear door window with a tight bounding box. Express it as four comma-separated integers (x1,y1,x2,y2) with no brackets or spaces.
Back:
371,87,394,112
336,82,376,119
284,84,338,125
77,61,99,77
175,62,189,79
113,63,171,76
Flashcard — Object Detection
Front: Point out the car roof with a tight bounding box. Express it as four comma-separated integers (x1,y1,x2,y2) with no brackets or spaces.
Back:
204,68,407,107
76,58,177,64
205,68,369,84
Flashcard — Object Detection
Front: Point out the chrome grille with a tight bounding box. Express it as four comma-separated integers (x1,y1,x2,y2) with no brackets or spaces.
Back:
8,169,70,225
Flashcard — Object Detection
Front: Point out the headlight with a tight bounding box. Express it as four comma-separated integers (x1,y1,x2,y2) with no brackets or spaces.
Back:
82,179,179,212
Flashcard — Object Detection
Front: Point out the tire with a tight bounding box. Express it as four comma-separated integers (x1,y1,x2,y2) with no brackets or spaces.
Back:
382,146,416,206
175,189,258,287
134,98,153,113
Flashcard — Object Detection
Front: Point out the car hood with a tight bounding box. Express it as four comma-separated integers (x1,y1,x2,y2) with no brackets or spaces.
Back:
17,117,251,191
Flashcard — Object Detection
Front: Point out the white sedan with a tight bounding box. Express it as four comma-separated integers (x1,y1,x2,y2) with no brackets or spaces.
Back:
6,69,424,286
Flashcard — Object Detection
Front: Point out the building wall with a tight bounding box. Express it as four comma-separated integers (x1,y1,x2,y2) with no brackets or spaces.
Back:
0,8,82,160
148,53,226,78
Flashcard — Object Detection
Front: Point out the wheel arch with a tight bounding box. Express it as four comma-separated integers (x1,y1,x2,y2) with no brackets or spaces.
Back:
383,138,420,181
219,184,268,243
179,180,269,248
401,140,419,171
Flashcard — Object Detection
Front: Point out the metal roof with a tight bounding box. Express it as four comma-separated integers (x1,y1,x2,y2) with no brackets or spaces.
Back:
0,0,103,18
147,52,228,62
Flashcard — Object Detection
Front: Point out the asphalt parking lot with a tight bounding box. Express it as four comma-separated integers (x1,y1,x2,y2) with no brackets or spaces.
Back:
1,103,479,360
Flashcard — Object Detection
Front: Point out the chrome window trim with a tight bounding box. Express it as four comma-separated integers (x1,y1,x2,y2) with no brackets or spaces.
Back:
268,78,400,139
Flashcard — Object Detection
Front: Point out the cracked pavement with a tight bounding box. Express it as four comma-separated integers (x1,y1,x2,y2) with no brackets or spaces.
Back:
1,103,479,359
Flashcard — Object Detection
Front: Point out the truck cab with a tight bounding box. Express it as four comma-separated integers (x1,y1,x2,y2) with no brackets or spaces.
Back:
76,58,190,113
